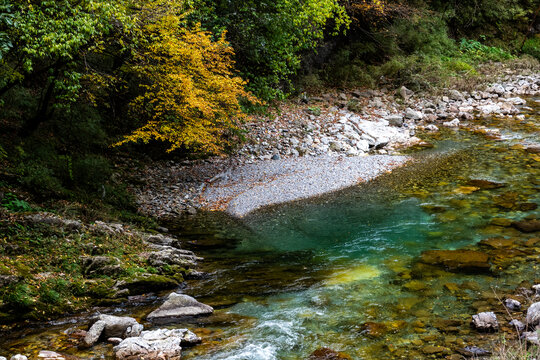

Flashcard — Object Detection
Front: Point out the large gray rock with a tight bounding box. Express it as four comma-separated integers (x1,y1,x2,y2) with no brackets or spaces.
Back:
113,329,201,360
526,302,540,327
147,293,213,322
83,315,143,347
471,312,498,331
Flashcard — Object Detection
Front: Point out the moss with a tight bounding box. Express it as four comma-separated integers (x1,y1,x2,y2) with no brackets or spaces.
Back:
116,274,180,294
84,279,117,299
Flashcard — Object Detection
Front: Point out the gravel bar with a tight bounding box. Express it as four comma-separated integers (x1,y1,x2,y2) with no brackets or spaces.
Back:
202,154,411,217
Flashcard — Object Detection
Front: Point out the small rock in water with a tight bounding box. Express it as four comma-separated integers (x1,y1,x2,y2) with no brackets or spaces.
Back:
471,312,499,331
107,338,123,345
459,346,492,357
425,124,439,132
504,298,521,311
37,351,66,360
509,319,526,333
442,119,460,128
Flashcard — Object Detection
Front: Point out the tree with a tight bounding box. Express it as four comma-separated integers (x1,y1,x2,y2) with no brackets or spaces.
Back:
0,0,132,135
186,0,350,99
114,0,257,154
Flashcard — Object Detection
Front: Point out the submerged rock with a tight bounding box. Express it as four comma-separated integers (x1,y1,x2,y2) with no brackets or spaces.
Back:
83,315,143,347
471,312,498,331
512,219,540,233
466,179,505,189
114,329,201,360
420,250,491,273
458,346,492,357
147,293,213,322
308,347,352,360
479,237,515,249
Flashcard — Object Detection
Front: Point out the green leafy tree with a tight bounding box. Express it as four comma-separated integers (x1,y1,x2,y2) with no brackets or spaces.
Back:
0,0,132,135
186,0,349,99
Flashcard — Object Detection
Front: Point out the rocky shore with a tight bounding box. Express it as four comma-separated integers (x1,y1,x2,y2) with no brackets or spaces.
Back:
131,70,540,219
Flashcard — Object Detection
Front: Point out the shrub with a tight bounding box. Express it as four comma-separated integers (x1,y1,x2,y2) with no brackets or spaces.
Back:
522,36,540,60
460,38,514,62
2,283,35,310
16,162,66,196
390,14,456,56
0,193,32,212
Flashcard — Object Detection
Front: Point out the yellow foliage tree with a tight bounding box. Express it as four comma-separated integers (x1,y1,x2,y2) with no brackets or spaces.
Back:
115,1,257,154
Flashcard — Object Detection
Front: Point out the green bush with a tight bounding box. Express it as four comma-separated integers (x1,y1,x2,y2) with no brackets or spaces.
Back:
2,283,35,310
1,193,32,212
460,38,514,61
522,36,540,60
390,14,456,56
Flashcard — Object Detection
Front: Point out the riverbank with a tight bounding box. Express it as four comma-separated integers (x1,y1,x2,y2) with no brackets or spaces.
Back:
131,65,540,219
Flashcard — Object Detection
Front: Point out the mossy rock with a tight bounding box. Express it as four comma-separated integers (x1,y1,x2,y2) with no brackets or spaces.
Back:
115,274,179,295
84,279,117,298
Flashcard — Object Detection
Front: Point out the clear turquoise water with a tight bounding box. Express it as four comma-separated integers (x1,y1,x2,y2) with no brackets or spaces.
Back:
175,102,540,359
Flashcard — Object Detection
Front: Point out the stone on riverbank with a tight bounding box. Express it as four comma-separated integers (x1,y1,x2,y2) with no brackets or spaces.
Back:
509,319,525,333
526,302,540,328
83,315,143,347
114,329,201,360
471,312,498,331
10,356,27,360
147,293,213,322
504,298,522,311
420,250,491,273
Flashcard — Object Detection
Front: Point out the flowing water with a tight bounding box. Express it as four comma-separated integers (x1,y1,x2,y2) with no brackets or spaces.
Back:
1,99,539,359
